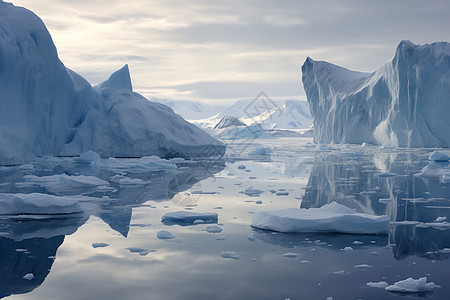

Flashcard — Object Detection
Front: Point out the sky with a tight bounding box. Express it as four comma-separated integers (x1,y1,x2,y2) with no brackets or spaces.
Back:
9,0,450,104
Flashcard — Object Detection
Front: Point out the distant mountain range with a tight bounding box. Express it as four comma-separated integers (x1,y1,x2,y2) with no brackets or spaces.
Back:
152,97,312,131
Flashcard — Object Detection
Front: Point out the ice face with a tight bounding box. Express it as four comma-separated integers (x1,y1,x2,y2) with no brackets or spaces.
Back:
0,2,225,164
302,41,450,148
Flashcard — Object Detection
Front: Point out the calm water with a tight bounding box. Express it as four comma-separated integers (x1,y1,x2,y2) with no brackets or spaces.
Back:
1,138,449,300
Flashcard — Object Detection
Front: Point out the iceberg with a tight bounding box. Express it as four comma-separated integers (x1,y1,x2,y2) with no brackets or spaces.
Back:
0,193,82,215
0,1,224,164
251,202,390,234
302,40,450,147
385,277,435,293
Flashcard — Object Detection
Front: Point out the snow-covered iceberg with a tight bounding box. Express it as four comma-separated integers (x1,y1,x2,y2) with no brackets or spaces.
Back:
302,40,450,147
251,202,390,234
0,1,224,164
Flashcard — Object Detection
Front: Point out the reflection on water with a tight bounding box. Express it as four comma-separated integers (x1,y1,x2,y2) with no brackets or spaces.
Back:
303,148,450,260
1,140,450,299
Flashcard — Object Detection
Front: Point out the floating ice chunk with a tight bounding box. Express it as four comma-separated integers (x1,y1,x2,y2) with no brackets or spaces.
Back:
220,251,240,260
385,277,435,293
352,241,363,245
374,172,397,178
17,174,109,194
244,188,264,197
126,247,154,256
162,211,218,225
157,230,175,239
203,225,223,233
366,281,389,288
342,247,354,252
355,264,373,269
436,217,447,222
283,252,298,258
73,151,100,165
22,273,34,281
429,151,450,162
92,242,109,248
249,147,272,155
102,156,177,173
118,177,146,186
251,202,390,234
0,193,82,215
300,260,311,264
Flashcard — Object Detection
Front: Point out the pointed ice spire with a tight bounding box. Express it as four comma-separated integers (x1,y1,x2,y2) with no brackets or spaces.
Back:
95,64,133,92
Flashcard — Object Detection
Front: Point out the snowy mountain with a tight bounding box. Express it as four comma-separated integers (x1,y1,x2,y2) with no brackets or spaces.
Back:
188,99,312,131
214,116,245,129
302,40,450,147
0,1,224,164
150,98,223,120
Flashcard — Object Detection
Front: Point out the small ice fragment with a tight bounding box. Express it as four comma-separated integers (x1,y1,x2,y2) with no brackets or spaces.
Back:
333,270,349,276
385,277,435,293
283,252,298,258
73,151,100,165
300,260,311,264
436,216,447,222
157,230,175,239
355,264,373,269
23,273,34,280
429,151,450,162
252,258,259,262
237,165,246,170
162,211,218,225
92,242,109,248
244,187,264,197
366,281,389,288
326,297,333,300
203,225,223,233
342,247,354,252
220,251,240,260
352,241,363,245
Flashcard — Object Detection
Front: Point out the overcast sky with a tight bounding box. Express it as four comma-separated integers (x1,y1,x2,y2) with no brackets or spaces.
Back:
9,0,450,104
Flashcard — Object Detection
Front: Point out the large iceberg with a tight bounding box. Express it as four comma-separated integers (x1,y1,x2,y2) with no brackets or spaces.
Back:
302,40,450,147
0,1,224,164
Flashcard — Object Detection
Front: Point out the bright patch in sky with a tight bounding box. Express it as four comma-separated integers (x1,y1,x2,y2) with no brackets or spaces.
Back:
10,0,450,103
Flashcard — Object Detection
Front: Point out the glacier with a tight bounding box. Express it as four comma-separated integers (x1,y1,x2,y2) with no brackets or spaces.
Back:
302,40,450,147
0,1,224,164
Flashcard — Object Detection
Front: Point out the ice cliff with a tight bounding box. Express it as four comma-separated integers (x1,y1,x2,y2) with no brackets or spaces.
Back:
0,1,224,164
302,40,450,147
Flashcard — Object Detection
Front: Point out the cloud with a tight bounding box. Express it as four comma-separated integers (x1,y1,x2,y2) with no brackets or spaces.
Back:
9,0,450,104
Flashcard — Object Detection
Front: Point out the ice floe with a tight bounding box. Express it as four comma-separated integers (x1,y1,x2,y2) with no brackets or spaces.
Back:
157,230,175,239
251,202,390,234
220,251,240,260
385,277,435,293
0,193,82,215
162,211,218,225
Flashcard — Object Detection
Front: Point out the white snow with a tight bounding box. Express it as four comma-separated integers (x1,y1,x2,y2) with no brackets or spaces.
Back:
157,230,175,239
220,251,240,260
385,277,435,293
302,41,450,147
0,193,82,215
0,2,225,165
366,281,389,288
161,211,218,224
251,202,390,234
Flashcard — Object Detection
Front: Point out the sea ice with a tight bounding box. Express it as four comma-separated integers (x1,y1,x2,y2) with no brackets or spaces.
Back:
73,151,101,165
0,193,82,215
157,230,175,239
385,277,435,293
366,281,389,288
203,225,223,233
92,242,109,248
22,273,34,281
162,211,218,225
220,251,240,260
244,188,264,197
17,174,109,194
251,202,390,234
